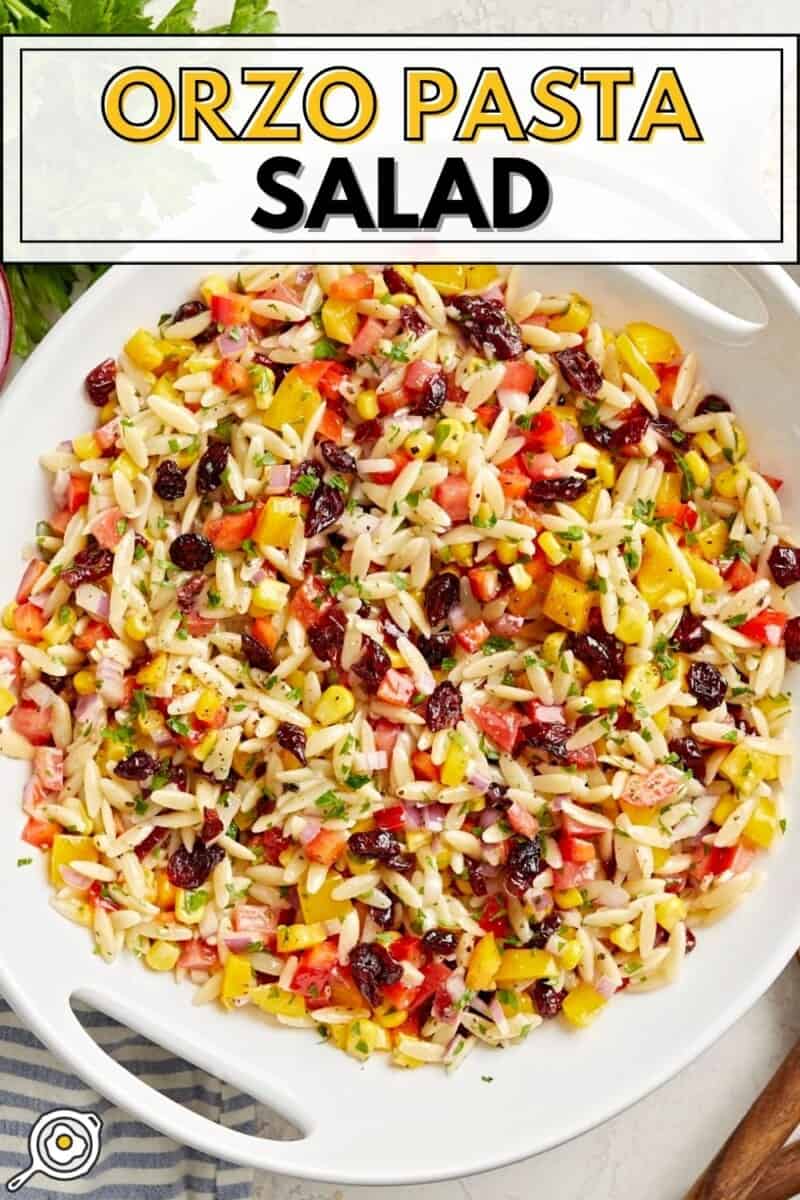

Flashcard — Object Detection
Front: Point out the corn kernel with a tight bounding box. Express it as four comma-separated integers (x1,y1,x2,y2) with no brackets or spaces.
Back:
73,434,101,462
145,940,181,972
192,730,218,763
712,796,736,827
137,653,167,687
125,329,165,372
559,939,584,971
616,604,647,645
441,735,469,787
200,275,229,304
562,981,607,1027
610,923,638,952
42,606,77,647
195,688,223,723
404,430,435,461
554,888,583,909
542,632,567,664
496,540,519,566
314,685,355,727
584,679,624,709
538,532,567,567
221,953,253,1009
434,419,465,457
683,449,709,489
73,670,96,696
655,895,688,932
175,887,208,925
449,543,473,565
250,578,291,616
124,611,152,642
356,389,379,420
692,431,723,461
509,562,534,592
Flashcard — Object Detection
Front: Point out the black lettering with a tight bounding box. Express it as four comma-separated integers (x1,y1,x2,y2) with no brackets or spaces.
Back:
492,158,551,230
420,158,490,231
377,158,419,230
306,158,376,230
252,156,305,231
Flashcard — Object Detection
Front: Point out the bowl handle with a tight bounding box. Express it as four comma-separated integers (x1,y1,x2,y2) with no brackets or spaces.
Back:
625,266,772,348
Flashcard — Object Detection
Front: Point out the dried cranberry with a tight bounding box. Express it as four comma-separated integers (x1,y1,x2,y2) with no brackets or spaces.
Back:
348,828,411,871
685,927,697,954
554,347,603,397
380,614,405,646
669,736,706,779
169,533,213,571
533,981,567,1018
467,858,488,896
383,267,408,294
651,414,686,447
169,762,188,791
769,544,800,588
414,371,447,417
426,681,462,731
398,306,428,337
451,295,523,361
305,482,345,538
308,607,346,665
320,441,356,473
352,637,390,694
167,841,224,890
784,616,800,661
290,460,323,490
200,808,224,842
171,299,207,324
416,629,455,668
62,536,114,588
581,420,614,450
505,835,542,897
276,722,307,765
687,662,726,709
611,405,650,450
353,418,382,445
176,574,205,613
424,572,460,626
349,942,402,1006
669,611,708,653
134,827,169,861
568,630,625,681
196,442,229,495
85,358,117,406
525,721,570,761
115,750,159,781
368,890,396,929
527,912,561,949
241,631,274,672
695,394,731,416
485,781,510,808
527,474,589,504
154,460,187,501
41,672,67,693
422,929,458,957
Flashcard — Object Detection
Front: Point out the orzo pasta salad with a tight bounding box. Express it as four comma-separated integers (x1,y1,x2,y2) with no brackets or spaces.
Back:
2,264,797,1070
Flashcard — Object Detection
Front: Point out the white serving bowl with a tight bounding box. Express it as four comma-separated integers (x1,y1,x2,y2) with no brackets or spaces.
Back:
0,264,798,1185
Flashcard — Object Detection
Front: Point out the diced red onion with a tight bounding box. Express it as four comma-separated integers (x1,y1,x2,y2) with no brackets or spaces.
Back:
492,613,524,637
23,778,43,816
481,284,505,304
497,388,529,413
449,604,468,632
75,692,106,732
422,803,446,831
358,458,395,476
549,794,565,813
298,817,322,845
217,330,249,358
525,452,567,481
265,464,291,494
560,420,579,447
489,995,511,1037
529,890,553,919
222,933,256,954
150,722,174,748
402,803,425,829
584,880,629,907
24,681,58,710
250,567,268,585
529,703,565,724
57,440,73,453
479,806,503,829
59,865,93,891
467,771,491,795
75,583,111,621
595,976,617,1000
445,970,466,1004
295,266,314,286
53,469,70,507
96,657,125,707
95,418,121,452
27,591,51,612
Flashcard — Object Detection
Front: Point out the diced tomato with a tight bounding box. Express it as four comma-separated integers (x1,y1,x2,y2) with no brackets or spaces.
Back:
67,475,90,514
289,576,333,627
22,777,46,815
657,363,681,407
233,904,275,935
520,450,560,482
739,608,788,647
328,964,365,1010
213,359,250,393
260,828,291,864
251,617,279,651
434,475,470,523
476,404,500,429
318,407,344,443
377,388,411,415
50,509,72,534
372,719,401,756
566,744,598,768
94,419,119,453
559,835,597,864
623,765,682,808
370,450,410,485
409,960,451,1011
210,292,251,327
526,701,565,724
521,410,564,453
88,879,121,910
562,812,604,837
387,935,426,970
672,502,698,530
725,558,757,591
705,844,756,877
456,620,490,653
502,361,537,393
376,669,416,707
204,506,258,551
301,939,339,974
329,272,373,302
185,612,216,637
317,362,349,403
73,620,110,652
404,360,440,392
349,317,385,358
553,860,597,890
375,804,405,830
507,801,538,839
92,507,126,550
763,474,784,493
411,750,439,781
521,312,549,327
305,829,347,866
294,361,335,387
478,895,511,937
34,747,64,793
380,979,417,1011
12,603,47,643
178,939,219,971
467,704,525,753
22,815,59,848
467,566,501,603
292,939,338,1006
499,461,531,500
16,561,46,604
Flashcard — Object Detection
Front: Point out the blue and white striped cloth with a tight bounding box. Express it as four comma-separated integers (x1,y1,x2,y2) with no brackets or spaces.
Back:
0,998,254,1198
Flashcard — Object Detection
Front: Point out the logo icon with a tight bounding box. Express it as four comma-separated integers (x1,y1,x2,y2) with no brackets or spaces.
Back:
6,1108,103,1192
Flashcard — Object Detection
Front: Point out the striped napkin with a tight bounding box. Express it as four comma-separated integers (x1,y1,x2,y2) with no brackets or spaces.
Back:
0,998,254,1198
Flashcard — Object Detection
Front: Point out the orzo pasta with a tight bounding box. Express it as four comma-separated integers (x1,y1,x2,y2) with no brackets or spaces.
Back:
2,264,798,1068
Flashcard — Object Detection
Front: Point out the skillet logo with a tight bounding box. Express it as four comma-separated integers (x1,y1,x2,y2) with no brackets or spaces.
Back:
5,1108,103,1192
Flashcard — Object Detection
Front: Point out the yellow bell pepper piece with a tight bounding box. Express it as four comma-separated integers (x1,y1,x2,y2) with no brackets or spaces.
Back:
175,887,209,925
616,604,647,645
298,872,353,924
0,687,17,717
262,369,323,433
250,984,307,1018
73,433,101,462
373,1003,408,1029
571,480,602,520
655,895,688,932
275,922,328,954
610,923,638,952
145,940,181,972
712,795,736,827
714,465,746,499
695,521,728,561
719,744,779,795
221,954,253,1009
255,496,302,551
625,321,681,364
542,572,593,634
346,1019,389,1061
313,685,355,727
655,471,682,512
584,680,624,710
558,939,583,971
538,532,568,567
137,653,167,688
616,332,660,393
622,661,661,702
416,265,466,295
744,798,779,849
50,835,98,887
686,552,724,591
554,888,583,909
550,294,592,334
441,735,469,787
466,933,502,991
465,266,499,290
562,981,607,1027
250,579,290,617
125,329,165,372
42,605,77,647
495,949,556,983
194,688,223,723
636,530,692,609
433,419,465,458
322,298,360,344
356,389,379,420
